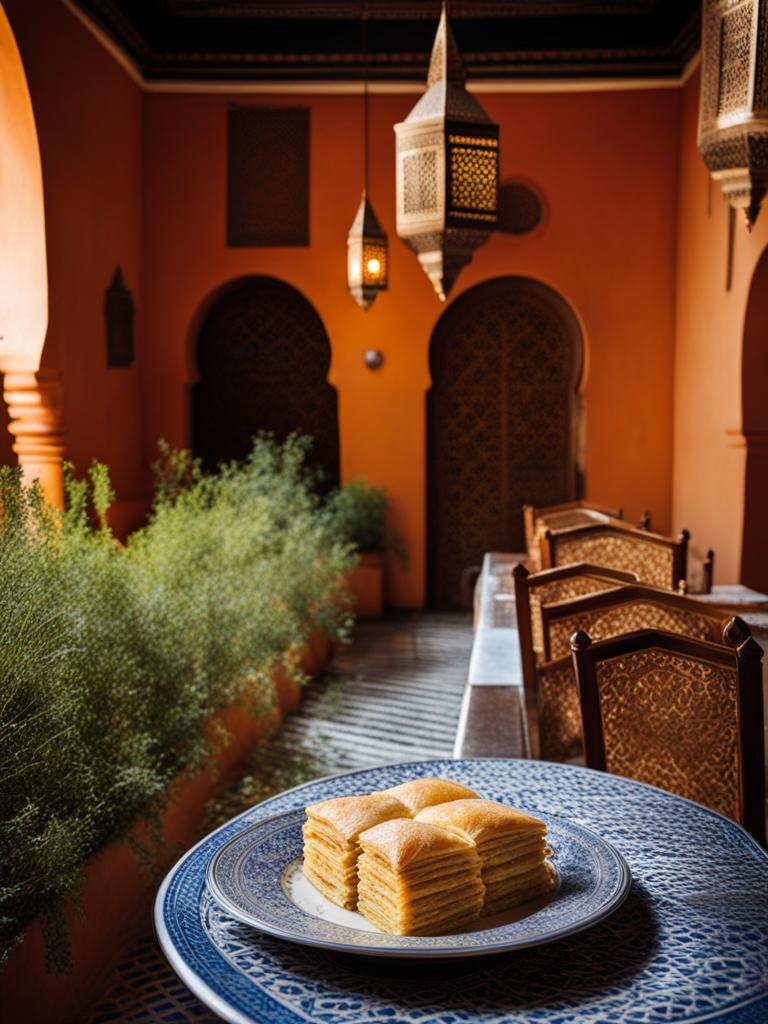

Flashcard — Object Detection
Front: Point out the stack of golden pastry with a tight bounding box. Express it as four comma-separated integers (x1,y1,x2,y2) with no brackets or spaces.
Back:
302,777,554,935
357,819,485,935
417,798,555,915
302,792,409,909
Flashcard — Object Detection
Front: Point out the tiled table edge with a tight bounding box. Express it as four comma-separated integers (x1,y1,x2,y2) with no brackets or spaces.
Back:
157,760,768,1024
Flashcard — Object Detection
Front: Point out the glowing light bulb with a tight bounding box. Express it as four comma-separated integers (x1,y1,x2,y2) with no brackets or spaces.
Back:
366,257,381,275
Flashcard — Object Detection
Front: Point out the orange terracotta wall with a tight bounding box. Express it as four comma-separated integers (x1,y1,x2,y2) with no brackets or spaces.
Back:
672,68,768,586
5,1,683,604
142,86,681,605
3,0,145,534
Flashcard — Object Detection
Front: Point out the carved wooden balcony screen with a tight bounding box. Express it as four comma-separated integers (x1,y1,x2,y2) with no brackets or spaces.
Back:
227,107,309,247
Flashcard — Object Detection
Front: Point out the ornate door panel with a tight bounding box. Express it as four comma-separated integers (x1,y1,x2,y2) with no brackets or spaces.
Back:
193,276,339,488
427,276,583,609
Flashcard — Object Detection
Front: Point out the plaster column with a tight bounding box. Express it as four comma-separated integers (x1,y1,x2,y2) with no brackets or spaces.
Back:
3,369,66,508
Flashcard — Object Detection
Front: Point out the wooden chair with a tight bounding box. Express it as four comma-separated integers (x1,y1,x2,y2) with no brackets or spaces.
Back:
570,619,765,845
541,521,689,591
684,547,716,595
523,501,623,570
539,581,729,661
513,562,639,760
514,565,729,762
523,583,730,763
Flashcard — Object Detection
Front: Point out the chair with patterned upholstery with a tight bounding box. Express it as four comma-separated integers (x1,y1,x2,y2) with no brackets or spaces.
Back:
523,501,624,571
513,562,639,760
570,619,765,844
539,582,729,661
526,583,731,763
541,521,690,591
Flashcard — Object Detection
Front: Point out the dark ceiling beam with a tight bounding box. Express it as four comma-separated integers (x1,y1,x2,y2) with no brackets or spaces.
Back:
67,0,701,83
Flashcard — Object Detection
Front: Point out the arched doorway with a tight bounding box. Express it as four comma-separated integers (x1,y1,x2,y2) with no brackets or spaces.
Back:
427,276,584,609
192,276,339,487
741,246,768,590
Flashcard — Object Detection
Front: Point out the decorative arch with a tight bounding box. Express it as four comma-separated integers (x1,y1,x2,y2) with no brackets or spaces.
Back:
192,275,339,487
741,246,768,590
0,8,64,506
427,275,584,609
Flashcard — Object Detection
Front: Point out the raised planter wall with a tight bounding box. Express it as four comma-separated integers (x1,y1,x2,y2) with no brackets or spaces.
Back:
0,629,332,1024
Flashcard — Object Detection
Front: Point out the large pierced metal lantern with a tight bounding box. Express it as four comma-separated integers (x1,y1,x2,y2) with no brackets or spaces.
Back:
347,191,388,310
699,0,768,229
394,4,499,300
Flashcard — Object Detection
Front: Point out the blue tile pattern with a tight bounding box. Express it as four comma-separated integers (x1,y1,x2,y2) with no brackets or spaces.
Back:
156,759,768,1024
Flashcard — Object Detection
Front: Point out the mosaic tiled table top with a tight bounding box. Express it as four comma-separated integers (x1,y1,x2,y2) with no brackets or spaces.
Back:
156,758,768,1024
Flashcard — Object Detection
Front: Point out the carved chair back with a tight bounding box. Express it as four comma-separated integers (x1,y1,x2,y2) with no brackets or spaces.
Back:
512,562,638,760
540,583,729,661
523,501,623,571
570,620,765,844
542,522,689,591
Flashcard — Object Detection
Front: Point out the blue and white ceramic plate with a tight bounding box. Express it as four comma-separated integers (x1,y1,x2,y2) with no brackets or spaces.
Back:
205,802,631,958
157,760,768,1024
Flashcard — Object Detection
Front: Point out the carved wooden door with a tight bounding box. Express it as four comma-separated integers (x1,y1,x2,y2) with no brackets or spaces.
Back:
193,276,339,488
427,276,583,609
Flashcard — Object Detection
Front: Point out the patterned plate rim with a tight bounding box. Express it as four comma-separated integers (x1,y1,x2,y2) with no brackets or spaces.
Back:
203,806,632,958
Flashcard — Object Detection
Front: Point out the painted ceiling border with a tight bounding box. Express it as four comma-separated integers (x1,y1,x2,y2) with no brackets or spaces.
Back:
60,0,701,94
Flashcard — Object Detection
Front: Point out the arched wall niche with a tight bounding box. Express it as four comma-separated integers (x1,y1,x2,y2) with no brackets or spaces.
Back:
741,245,768,590
191,275,340,488
0,7,64,505
426,275,585,609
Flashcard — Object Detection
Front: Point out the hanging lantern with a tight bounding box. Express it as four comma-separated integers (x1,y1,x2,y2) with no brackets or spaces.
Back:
394,2,499,301
698,0,768,230
347,3,388,311
347,190,388,310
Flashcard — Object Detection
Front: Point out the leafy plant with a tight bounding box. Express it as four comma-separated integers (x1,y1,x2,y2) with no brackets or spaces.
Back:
321,478,408,567
0,437,355,971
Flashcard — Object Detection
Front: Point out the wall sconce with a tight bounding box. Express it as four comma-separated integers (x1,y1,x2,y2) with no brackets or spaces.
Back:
364,348,384,369
105,266,134,367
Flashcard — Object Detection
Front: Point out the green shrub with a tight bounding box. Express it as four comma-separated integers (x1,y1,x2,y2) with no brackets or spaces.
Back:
321,478,408,566
0,436,354,971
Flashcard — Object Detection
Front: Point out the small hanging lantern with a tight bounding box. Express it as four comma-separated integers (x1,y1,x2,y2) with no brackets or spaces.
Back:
347,191,388,310
394,2,499,300
347,3,388,310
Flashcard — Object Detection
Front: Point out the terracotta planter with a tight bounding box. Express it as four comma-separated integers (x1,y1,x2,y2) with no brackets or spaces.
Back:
298,627,332,678
0,638,333,1024
346,552,385,619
